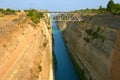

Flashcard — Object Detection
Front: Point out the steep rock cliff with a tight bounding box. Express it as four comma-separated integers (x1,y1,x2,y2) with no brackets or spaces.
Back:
57,14,120,80
0,13,53,80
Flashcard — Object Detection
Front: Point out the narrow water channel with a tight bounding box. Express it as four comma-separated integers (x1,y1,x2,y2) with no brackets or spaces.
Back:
52,21,80,80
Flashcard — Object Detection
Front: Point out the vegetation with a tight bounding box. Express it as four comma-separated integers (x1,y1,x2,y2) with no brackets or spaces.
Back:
95,0,120,15
98,5,106,13
43,42,47,47
0,8,4,13
38,65,42,72
0,8,15,15
4,8,15,15
107,0,120,15
74,0,120,15
84,27,105,43
27,9,40,24
84,37,90,43
107,0,115,12
47,26,51,30
27,9,43,24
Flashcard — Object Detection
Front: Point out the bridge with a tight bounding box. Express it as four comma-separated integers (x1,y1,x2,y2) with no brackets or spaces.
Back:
38,11,86,21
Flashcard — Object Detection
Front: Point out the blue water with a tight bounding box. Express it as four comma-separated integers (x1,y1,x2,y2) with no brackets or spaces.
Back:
52,21,80,80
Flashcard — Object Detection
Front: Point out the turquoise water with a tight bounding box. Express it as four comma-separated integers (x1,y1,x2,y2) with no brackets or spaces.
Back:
52,21,80,80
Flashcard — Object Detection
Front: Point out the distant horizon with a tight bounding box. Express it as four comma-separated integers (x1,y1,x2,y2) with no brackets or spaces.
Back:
0,0,120,11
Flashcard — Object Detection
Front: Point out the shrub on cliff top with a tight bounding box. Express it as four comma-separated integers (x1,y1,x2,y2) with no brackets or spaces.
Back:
27,9,41,24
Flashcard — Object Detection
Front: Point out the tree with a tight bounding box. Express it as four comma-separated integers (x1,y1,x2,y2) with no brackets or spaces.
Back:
99,5,106,13
107,0,120,15
107,0,115,12
99,5,103,12
112,3,120,15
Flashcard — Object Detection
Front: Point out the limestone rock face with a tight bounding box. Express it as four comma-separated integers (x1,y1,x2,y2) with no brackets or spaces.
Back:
56,14,120,80
0,13,53,80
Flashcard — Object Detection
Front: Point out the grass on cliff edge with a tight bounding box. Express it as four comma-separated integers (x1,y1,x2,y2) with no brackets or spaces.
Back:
27,9,43,24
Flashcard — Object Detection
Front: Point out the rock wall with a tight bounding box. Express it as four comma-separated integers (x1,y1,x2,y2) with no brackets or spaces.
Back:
56,14,120,80
0,13,54,80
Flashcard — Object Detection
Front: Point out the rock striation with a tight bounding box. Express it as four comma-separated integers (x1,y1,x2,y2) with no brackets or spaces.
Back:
0,13,54,80
56,14,120,80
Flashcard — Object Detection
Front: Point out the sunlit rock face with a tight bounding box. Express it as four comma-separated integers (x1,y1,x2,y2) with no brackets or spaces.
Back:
0,13,54,80
56,14,120,80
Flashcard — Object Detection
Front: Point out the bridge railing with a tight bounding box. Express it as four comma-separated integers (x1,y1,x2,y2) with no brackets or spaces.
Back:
38,11,86,21
52,13,84,21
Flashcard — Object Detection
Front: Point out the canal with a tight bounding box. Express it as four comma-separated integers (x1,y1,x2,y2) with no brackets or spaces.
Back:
52,21,80,80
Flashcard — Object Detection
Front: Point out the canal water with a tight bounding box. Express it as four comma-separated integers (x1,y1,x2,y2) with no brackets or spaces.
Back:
52,21,80,80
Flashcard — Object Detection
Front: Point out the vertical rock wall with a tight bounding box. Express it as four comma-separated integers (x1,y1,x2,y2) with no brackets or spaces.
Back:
56,14,120,80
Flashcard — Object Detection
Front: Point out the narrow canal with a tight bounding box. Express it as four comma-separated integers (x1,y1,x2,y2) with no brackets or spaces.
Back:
52,21,80,80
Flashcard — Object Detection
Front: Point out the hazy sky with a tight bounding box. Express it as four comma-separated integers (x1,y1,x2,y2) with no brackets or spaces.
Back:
0,0,120,11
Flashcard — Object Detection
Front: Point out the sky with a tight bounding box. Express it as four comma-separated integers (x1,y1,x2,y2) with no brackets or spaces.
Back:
0,0,120,11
